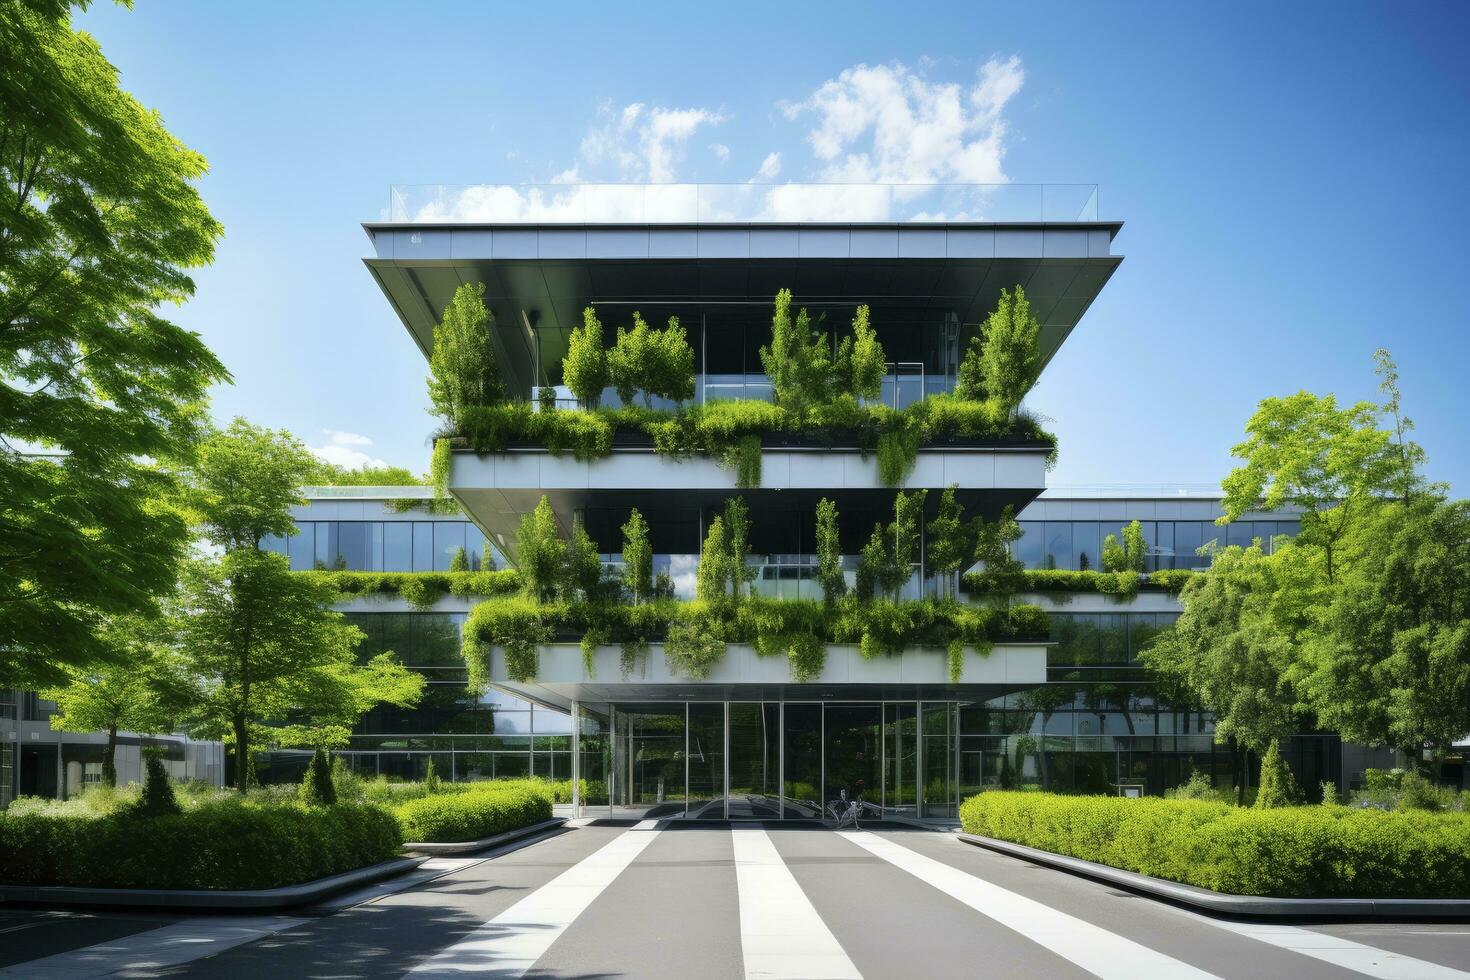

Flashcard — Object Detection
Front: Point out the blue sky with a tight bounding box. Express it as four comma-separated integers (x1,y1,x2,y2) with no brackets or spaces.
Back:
77,1,1470,491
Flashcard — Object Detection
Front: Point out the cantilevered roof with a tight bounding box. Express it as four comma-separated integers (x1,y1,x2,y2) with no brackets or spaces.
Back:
363,220,1123,394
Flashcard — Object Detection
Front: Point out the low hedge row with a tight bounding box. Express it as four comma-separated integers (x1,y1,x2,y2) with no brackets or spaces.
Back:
300,570,521,608
0,800,402,890
959,791,1470,898
963,569,1196,598
393,784,553,843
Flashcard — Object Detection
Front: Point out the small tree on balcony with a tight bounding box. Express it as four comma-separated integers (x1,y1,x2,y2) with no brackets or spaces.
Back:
428,282,503,428
1103,520,1147,573
651,316,696,405
723,497,755,598
608,313,653,407
621,508,653,603
830,305,886,401
564,516,604,602
815,498,847,604
879,489,927,599
517,496,565,603
978,285,1042,419
761,289,831,416
564,307,609,408
925,485,971,599
973,505,1025,603
855,524,887,601
696,516,730,603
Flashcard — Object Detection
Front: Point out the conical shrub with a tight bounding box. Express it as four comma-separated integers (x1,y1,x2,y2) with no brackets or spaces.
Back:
299,747,337,806
1254,739,1303,808
132,748,182,817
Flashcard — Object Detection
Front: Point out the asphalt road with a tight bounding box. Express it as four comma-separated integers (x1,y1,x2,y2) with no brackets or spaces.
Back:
3,822,1469,979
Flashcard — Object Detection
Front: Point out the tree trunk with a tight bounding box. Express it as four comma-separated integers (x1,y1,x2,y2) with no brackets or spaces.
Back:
103,724,118,788
233,715,250,795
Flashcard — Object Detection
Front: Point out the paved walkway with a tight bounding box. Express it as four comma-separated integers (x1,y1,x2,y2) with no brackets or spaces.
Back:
3,824,1469,979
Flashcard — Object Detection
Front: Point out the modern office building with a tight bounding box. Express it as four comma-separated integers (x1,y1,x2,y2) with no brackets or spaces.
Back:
275,182,1351,820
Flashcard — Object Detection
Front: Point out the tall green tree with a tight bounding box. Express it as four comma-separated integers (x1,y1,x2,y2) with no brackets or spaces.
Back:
971,505,1025,602
1220,390,1399,582
722,497,755,598
176,421,423,792
651,315,696,405
621,508,652,603
517,495,565,603
814,498,847,604
1140,542,1311,758
563,307,609,408
855,524,887,601
608,313,655,408
977,286,1042,418
42,614,191,788
0,1,230,688
427,282,502,428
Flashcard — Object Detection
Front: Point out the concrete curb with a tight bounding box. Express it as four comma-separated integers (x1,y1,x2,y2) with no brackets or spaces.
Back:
957,833,1470,919
0,856,427,912
403,817,567,855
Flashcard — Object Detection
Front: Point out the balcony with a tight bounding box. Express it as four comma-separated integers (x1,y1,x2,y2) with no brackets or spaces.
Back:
387,182,1101,225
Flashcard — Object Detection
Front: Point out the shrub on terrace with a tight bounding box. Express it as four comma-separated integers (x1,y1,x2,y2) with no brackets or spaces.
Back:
564,307,609,408
428,282,503,428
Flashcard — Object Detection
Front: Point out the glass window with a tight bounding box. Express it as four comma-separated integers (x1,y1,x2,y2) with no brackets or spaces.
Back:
261,533,287,556
1013,522,1043,569
1173,521,1205,569
1226,521,1256,550
365,522,385,572
1071,522,1100,572
435,522,466,572
288,523,315,571
465,524,487,571
314,521,335,570
384,523,413,572
337,522,369,571
532,707,572,734
1153,522,1175,571
1044,522,1072,571
412,522,434,571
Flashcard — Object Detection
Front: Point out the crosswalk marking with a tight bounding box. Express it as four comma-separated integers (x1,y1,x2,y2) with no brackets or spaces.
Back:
841,831,1220,980
1176,911,1470,979
404,826,660,978
0,916,307,979
731,827,862,980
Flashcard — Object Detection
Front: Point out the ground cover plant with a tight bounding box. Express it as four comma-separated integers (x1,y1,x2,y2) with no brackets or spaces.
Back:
389,781,553,843
959,790,1470,898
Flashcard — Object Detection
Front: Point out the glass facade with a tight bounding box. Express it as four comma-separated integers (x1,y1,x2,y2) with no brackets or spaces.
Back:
1013,519,1299,572
263,521,502,572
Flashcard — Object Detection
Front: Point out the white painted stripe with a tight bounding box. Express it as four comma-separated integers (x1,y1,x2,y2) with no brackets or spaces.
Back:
0,916,306,979
731,828,862,980
634,818,659,830
405,827,660,978
841,832,1219,980
1180,913,1470,979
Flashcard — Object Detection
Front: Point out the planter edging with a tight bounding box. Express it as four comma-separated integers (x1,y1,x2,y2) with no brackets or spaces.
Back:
0,856,426,912
958,833,1470,919
403,817,567,855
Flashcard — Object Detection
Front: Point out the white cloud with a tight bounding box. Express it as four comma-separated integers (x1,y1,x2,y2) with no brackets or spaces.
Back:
323,429,372,447
786,56,1024,185
710,142,731,163
309,430,387,471
752,151,781,181
577,99,727,182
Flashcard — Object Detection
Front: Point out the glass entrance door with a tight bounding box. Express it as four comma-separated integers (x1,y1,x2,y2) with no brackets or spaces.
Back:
728,703,780,819
823,704,882,814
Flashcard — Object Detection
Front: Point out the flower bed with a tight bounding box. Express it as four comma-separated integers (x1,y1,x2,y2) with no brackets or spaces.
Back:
959,791,1470,898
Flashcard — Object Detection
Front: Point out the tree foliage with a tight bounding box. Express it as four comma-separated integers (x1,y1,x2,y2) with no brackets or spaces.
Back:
696,516,729,603
621,508,652,603
564,515,603,602
42,614,190,787
176,423,424,792
1254,739,1303,808
762,290,888,413
963,286,1042,417
0,1,231,688
516,495,565,603
925,485,971,595
608,312,694,408
1152,352,1470,768
563,307,610,408
815,497,847,604
428,282,502,427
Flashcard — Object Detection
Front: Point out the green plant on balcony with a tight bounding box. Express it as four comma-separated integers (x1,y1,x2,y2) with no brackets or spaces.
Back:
621,508,653,604
814,498,846,604
516,496,565,603
564,307,609,408
428,282,503,429
608,312,695,408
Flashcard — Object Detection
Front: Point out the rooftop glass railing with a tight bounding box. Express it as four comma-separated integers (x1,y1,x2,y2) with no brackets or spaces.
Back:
387,182,1099,225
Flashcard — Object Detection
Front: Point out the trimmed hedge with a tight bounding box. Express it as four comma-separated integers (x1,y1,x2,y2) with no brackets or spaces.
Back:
393,784,552,843
301,570,521,608
0,799,402,890
960,791,1470,898
963,568,1196,598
